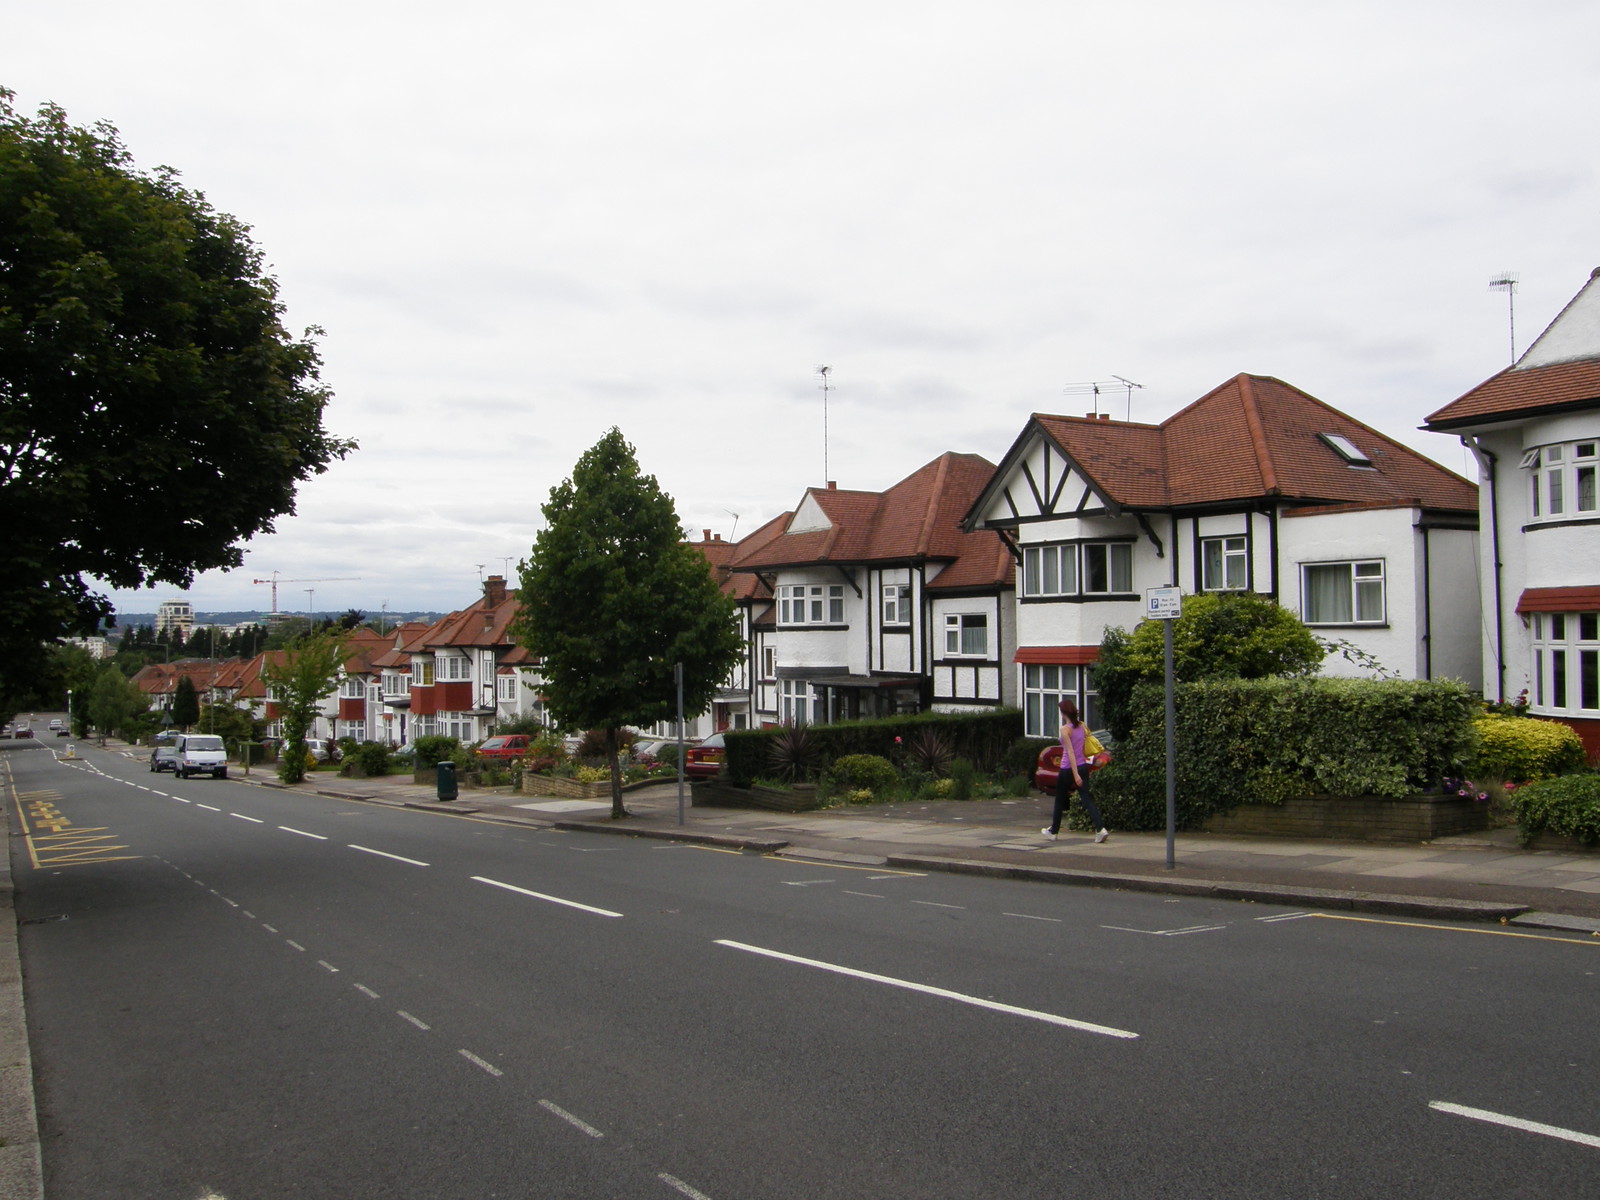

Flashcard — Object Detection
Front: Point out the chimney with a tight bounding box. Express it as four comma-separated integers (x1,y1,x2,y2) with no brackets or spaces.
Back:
827,481,837,489
703,528,712,541
484,574,506,607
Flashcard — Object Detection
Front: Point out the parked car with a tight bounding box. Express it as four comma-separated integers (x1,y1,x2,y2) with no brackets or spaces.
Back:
13,726,32,739
631,737,690,762
1033,731,1114,792
174,733,228,779
55,725,69,736
477,734,531,760
303,739,339,763
48,718,63,732
684,732,727,779
150,741,180,772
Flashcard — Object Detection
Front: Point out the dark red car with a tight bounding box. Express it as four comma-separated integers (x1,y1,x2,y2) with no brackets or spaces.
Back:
478,734,531,760
1033,733,1113,792
684,732,726,779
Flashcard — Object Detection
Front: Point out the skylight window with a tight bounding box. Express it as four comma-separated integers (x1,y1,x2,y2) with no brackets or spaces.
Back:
1320,433,1372,467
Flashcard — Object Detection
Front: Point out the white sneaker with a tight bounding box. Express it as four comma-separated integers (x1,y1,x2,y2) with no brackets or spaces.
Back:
1040,828,1057,840
1095,828,1110,843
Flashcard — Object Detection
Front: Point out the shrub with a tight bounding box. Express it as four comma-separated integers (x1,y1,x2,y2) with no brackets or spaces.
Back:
846,788,877,805
948,757,977,801
574,765,609,783
1472,714,1587,782
412,735,463,769
766,724,822,783
827,753,900,794
344,741,393,777
1512,774,1600,846
903,728,954,777
726,711,1025,785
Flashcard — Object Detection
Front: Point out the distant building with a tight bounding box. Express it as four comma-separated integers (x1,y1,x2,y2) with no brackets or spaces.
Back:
155,600,195,640
62,636,112,659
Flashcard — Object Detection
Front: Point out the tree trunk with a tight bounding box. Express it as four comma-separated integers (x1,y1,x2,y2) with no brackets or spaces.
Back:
606,726,629,818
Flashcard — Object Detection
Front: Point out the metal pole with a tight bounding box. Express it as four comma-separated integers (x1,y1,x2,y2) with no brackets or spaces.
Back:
1165,617,1176,870
675,662,686,826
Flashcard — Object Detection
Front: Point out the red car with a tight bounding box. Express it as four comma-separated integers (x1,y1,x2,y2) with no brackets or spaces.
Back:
1033,733,1113,792
683,732,726,779
477,735,531,760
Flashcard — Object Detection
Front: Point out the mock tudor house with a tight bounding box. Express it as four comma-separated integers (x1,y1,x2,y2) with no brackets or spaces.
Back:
1424,266,1600,757
963,374,1482,740
728,452,1016,724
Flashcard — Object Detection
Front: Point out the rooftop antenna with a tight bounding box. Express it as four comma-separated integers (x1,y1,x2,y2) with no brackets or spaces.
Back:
1489,272,1518,363
475,563,485,583
1111,375,1145,421
500,556,514,578
724,509,740,541
815,365,832,482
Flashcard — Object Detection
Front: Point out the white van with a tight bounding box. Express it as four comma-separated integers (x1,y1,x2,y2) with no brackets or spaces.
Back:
174,733,228,780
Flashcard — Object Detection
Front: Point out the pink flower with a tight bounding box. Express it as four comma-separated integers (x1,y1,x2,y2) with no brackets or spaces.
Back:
1457,789,1468,797
894,736,902,744
1477,792,1489,801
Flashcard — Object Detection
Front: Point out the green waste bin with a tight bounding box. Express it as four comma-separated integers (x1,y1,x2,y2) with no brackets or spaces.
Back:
436,760,458,801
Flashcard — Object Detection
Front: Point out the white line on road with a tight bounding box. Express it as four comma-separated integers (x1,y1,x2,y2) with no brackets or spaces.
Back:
1101,924,1228,937
399,1011,430,1030
459,1049,504,1077
280,826,328,840
196,803,221,812
538,1099,603,1137
471,875,623,918
285,940,305,952
349,844,430,867
1256,912,1314,923
1430,1101,1600,1149
716,940,1140,1039
354,984,380,999
242,912,254,920
262,924,278,933
1004,912,1063,923
843,891,885,899
230,813,263,824
317,960,339,973
912,900,966,910
783,880,836,887
659,1173,714,1199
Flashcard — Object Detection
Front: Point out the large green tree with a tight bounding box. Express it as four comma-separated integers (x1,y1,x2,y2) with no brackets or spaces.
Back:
0,91,355,693
170,675,200,730
512,429,742,817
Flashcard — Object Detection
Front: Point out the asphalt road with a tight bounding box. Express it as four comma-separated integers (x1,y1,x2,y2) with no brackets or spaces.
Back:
10,741,1600,1199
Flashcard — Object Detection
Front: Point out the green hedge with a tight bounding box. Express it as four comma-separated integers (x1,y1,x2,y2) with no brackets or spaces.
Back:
1090,676,1480,832
724,710,1023,786
1511,774,1600,846
1471,714,1588,782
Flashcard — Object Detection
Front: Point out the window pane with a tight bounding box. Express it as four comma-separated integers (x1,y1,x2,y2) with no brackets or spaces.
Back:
1583,613,1599,641
1026,692,1040,736
1580,466,1597,512
1084,545,1107,592
945,617,959,655
1584,650,1599,711
1225,546,1247,589
1203,540,1222,590
1356,579,1384,622
829,587,843,623
1550,471,1564,514
1024,550,1040,595
1553,650,1567,707
962,617,987,656
1304,564,1352,623
1553,614,1567,639
1042,546,1059,595
1061,546,1078,593
1110,544,1132,592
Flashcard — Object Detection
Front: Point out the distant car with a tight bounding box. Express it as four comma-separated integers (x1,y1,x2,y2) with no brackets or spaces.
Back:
683,732,727,779
56,726,69,736
630,738,683,762
174,733,228,779
477,734,531,760
303,739,339,763
150,743,180,772
13,727,32,739
48,719,63,731
1033,731,1113,793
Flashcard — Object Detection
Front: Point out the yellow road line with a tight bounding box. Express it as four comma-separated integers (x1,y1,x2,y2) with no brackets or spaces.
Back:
1312,912,1600,946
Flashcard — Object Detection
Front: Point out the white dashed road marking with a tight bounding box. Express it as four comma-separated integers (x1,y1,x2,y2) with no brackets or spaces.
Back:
539,1099,603,1137
471,875,623,918
349,844,430,867
1430,1101,1600,1149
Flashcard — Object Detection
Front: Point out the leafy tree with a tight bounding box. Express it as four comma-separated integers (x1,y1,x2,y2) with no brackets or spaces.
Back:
87,662,149,740
0,90,355,696
1095,592,1324,740
200,700,262,757
337,609,365,630
171,675,200,729
262,632,346,784
511,428,743,817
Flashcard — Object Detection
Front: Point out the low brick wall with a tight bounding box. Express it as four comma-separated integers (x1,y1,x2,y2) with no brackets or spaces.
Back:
692,780,820,813
520,774,669,798
1202,794,1490,842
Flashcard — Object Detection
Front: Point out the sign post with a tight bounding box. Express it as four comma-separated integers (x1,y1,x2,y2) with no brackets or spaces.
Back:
1145,587,1183,870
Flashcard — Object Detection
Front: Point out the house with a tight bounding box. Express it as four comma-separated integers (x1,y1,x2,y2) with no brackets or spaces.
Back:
963,374,1482,739
1423,266,1600,756
728,453,1016,725
332,627,396,744
680,525,782,736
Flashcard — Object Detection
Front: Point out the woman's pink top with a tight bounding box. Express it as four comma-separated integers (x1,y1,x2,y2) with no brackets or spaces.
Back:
1060,722,1087,770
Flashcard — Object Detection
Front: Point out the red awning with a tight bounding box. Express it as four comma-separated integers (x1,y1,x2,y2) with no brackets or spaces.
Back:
1013,645,1100,665
1515,586,1600,614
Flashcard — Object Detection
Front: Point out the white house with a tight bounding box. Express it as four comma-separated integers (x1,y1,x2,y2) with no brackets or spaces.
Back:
1424,266,1600,758
963,374,1482,739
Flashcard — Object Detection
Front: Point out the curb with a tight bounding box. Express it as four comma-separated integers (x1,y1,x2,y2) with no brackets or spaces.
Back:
884,854,1532,922
550,819,790,854
0,767,44,1200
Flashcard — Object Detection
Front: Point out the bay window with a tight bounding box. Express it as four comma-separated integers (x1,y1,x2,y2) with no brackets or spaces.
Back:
1022,541,1133,598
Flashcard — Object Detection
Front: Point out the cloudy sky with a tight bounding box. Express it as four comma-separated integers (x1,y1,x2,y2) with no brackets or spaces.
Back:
10,1,1599,619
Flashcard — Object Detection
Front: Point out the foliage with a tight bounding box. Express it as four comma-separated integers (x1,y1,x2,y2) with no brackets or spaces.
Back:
262,633,347,784
199,700,259,749
1511,774,1600,847
1094,593,1324,740
411,734,464,769
0,91,354,695
574,765,610,784
511,429,743,817
572,729,613,761
87,662,149,739
724,710,1023,786
1470,713,1587,782
171,675,200,729
342,741,394,778
948,758,977,800
902,728,954,777
1091,676,1480,831
765,724,822,783
826,754,900,794
492,713,548,737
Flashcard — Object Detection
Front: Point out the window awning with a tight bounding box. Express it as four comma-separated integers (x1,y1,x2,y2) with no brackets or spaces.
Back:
1515,587,1600,614
1014,645,1100,665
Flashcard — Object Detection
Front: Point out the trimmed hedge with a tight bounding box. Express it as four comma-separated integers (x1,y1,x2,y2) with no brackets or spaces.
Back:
1471,713,1587,782
1512,774,1600,846
724,710,1023,787
1089,676,1480,832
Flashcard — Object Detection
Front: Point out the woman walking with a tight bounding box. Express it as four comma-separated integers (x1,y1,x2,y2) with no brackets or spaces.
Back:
1043,698,1109,843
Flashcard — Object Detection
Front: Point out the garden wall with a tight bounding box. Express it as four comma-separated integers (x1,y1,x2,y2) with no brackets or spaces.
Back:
1201,794,1489,842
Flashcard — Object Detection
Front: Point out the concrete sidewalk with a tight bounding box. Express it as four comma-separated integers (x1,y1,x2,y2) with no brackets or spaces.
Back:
257,763,1600,930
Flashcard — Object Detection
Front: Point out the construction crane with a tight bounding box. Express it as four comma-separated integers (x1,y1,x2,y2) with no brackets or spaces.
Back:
252,572,361,614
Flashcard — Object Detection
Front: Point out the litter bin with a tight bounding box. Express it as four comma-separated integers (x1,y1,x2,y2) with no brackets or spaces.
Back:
436,760,458,802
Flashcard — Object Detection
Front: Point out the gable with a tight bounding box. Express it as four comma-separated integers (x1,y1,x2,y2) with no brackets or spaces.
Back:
969,426,1106,527
788,493,833,534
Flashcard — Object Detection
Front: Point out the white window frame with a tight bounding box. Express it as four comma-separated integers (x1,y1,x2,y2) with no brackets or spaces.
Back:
438,654,471,682
944,613,988,658
497,674,518,702
1527,439,1600,520
779,583,845,626
339,677,364,699
779,679,811,724
1201,535,1248,591
1301,560,1386,625
1021,663,1101,738
1531,612,1600,715
1022,541,1133,597
882,584,909,625
761,646,777,680
411,660,435,687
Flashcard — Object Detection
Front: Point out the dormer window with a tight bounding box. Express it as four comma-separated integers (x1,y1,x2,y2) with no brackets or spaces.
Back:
1319,433,1372,467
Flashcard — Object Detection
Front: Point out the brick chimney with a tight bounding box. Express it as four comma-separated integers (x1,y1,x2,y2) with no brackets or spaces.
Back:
484,574,507,607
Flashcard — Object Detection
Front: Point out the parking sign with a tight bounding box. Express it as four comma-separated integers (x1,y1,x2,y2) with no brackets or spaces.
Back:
1146,586,1182,620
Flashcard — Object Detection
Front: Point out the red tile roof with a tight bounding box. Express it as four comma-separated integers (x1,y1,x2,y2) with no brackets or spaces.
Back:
1516,587,1600,613
1424,359,1600,431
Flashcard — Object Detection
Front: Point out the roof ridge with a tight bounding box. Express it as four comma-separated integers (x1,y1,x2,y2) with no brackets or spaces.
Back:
1235,374,1279,494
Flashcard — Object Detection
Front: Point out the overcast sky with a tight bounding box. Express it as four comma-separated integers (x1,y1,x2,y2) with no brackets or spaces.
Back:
10,1,1599,620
